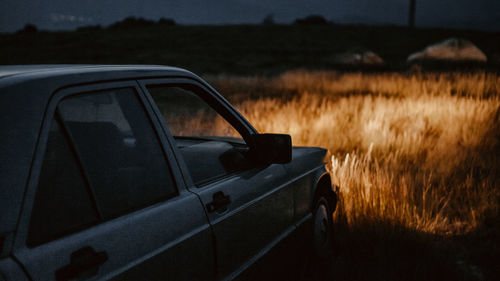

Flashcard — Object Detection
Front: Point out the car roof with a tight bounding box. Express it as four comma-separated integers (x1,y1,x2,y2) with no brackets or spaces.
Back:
0,64,93,78
0,64,192,82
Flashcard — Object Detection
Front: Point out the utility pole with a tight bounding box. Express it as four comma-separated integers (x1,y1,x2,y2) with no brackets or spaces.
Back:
409,0,416,27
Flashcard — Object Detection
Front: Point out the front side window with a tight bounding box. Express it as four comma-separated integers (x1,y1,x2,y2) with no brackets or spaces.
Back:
148,85,252,185
148,86,240,138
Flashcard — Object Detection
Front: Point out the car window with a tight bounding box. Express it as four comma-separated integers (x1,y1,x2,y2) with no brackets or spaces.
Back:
27,119,99,247
28,87,177,246
58,88,177,219
147,85,253,185
148,86,240,138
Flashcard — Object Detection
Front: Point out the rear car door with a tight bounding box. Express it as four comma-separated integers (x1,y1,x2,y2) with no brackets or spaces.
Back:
13,81,214,281
139,78,296,280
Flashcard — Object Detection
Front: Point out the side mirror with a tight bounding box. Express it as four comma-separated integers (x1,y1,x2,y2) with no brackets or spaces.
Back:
250,134,292,164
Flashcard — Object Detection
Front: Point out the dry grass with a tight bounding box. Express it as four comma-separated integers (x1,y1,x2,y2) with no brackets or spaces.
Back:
209,70,500,280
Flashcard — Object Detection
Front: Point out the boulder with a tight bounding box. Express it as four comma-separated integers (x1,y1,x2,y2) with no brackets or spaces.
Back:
331,49,384,65
408,38,487,62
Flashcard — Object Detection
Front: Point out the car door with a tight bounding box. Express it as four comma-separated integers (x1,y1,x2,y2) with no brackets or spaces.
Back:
13,81,214,281
139,78,296,280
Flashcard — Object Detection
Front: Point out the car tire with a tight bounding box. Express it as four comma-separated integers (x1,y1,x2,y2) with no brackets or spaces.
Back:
312,197,334,259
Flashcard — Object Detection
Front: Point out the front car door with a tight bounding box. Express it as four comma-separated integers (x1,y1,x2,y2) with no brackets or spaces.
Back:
14,81,214,281
139,78,297,280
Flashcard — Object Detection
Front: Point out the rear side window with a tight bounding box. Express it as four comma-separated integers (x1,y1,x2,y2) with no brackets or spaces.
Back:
28,87,177,246
58,89,176,219
28,119,99,247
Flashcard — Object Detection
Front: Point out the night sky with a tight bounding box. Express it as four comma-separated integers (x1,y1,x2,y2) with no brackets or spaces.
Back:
1,0,499,32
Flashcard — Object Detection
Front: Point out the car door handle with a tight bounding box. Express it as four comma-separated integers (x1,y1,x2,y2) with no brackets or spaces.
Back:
206,191,231,213
55,246,108,281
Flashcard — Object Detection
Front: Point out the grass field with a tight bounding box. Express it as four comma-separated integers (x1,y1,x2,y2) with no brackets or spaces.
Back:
208,71,500,281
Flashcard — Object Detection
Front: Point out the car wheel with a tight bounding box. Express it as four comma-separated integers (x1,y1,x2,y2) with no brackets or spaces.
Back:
312,197,334,258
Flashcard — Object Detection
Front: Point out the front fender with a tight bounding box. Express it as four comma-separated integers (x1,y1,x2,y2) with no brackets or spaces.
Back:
312,172,337,213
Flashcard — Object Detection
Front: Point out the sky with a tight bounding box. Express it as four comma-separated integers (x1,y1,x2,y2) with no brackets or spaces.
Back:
1,0,499,33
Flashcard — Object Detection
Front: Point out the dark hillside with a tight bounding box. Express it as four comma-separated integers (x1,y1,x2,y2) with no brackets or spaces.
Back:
1,24,499,74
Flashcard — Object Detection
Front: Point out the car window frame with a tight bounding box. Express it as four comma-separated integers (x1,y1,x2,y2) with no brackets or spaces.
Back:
137,77,259,188
15,80,188,249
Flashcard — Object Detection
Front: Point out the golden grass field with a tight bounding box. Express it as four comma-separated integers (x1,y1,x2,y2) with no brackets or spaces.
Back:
208,71,500,280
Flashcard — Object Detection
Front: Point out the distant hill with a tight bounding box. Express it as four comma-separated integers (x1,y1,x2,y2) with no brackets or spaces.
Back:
0,24,499,74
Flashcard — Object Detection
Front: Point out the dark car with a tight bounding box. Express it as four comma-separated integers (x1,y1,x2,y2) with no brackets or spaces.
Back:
0,65,337,281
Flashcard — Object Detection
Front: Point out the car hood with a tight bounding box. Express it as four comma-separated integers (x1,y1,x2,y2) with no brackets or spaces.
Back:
284,146,328,176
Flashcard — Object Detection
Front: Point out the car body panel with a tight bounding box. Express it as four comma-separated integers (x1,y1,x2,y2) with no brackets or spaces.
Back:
284,147,329,223
8,79,214,280
0,258,29,281
193,164,294,279
15,192,214,281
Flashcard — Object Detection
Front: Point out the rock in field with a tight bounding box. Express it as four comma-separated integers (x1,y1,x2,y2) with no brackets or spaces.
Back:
331,49,384,65
408,38,487,62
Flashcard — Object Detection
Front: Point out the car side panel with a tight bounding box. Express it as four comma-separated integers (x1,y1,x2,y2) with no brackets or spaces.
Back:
284,147,329,223
292,174,316,224
110,225,213,281
15,194,214,281
0,258,30,281
192,165,294,280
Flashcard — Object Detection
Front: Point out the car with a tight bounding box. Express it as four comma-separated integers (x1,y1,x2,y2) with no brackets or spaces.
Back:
0,65,337,281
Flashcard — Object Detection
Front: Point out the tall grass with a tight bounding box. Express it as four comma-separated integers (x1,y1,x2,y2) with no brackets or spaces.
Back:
209,71,500,280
